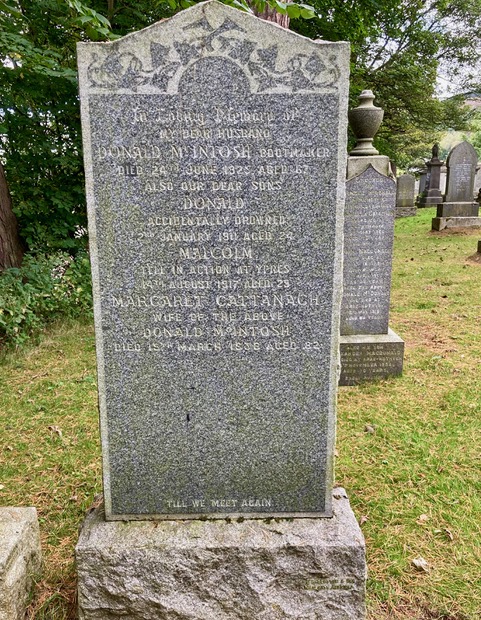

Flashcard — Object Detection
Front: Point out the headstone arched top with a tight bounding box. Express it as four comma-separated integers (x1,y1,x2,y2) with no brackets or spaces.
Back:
445,141,478,203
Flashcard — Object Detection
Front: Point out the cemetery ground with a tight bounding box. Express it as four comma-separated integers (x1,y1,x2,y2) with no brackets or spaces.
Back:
0,208,480,620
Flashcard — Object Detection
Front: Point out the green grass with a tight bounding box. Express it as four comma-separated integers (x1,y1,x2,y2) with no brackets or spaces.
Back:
1,208,480,618
0,320,101,618
337,207,481,619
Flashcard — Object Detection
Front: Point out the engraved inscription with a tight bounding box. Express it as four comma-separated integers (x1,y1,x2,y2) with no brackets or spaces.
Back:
340,342,404,385
79,1,348,518
341,168,396,335
93,91,336,356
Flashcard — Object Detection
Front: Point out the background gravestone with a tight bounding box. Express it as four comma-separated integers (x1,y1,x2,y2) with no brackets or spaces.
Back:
416,144,443,208
341,166,396,335
433,141,481,230
78,0,349,520
339,91,404,386
395,173,416,218
76,4,367,619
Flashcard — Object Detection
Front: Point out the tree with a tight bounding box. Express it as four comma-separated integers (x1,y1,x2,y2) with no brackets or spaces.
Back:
1,0,480,258
293,0,479,167
0,162,23,270
0,1,114,254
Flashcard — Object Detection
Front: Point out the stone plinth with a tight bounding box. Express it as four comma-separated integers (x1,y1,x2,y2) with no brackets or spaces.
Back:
339,329,404,386
76,489,366,620
396,206,417,218
432,216,481,231
436,202,479,217
0,508,42,620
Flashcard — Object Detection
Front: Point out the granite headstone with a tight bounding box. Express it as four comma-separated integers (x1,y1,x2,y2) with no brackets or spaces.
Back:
339,98,404,386
341,166,396,336
77,0,349,520
395,173,416,218
444,141,477,203
433,141,481,230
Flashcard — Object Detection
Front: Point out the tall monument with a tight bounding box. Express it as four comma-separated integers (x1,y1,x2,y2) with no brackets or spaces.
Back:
75,3,367,618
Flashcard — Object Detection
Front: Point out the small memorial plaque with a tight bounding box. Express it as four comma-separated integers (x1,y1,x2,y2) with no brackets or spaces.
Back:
78,1,349,519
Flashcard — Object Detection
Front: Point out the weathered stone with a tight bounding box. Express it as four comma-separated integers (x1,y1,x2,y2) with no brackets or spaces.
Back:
436,202,479,217
432,216,481,231
418,168,427,195
76,489,366,620
77,0,350,519
341,164,396,336
417,144,443,208
340,150,403,385
346,155,391,180
444,141,477,203
339,330,404,386
0,508,42,620
395,173,416,218
434,142,481,229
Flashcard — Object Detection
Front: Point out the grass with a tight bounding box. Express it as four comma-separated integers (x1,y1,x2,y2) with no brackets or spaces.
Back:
0,207,480,618
337,208,481,619
0,319,101,619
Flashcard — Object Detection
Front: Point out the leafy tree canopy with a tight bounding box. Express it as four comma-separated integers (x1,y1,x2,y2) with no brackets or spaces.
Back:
293,0,479,167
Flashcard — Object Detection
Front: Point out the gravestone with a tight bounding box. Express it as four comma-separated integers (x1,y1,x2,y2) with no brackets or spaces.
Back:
440,164,447,194
474,162,481,196
395,173,416,218
78,0,348,522
418,167,427,195
339,92,404,385
341,166,396,336
76,3,366,618
0,508,42,620
417,144,443,208
433,141,481,230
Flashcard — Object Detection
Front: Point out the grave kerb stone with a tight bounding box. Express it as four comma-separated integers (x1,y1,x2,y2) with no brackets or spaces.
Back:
0,507,42,620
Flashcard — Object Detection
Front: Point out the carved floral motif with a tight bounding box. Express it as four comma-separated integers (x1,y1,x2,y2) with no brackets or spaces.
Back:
87,16,339,93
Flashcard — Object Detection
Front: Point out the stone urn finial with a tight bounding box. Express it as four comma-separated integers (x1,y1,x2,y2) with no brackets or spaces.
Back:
348,89,384,156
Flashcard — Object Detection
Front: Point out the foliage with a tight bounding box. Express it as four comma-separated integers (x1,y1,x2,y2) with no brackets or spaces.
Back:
0,0,112,252
293,0,480,167
0,251,92,347
1,0,481,253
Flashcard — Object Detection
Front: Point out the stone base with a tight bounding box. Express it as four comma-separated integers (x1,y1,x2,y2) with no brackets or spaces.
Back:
395,206,417,218
436,202,479,217
432,216,481,231
416,193,443,208
0,508,42,620
339,329,404,386
76,490,366,620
